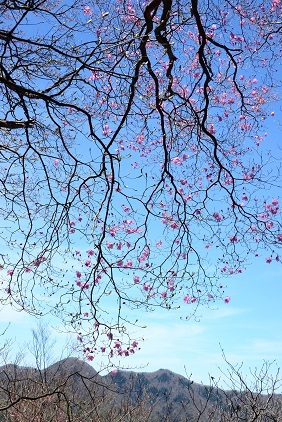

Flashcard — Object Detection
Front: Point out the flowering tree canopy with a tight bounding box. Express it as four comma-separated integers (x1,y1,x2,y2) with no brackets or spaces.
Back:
0,0,281,360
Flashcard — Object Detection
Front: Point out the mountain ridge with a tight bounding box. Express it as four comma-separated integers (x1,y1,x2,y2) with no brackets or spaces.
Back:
0,357,281,421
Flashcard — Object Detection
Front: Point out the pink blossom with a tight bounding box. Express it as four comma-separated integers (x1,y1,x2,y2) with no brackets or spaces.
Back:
133,275,140,284
84,259,91,267
76,271,82,278
95,274,102,284
213,212,222,222
109,226,119,237
171,156,182,165
87,249,95,256
33,256,46,267
224,296,231,303
7,269,14,276
102,124,111,136
183,295,190,304
124,260,133,267
225,178,233,185
89,71,99,81
265,257,272,263
208,124,216,134
170,221,179,229
122,204,131,212
278,234,282,242
138,248,149,262
168,280,175,291
137,133,144,144
83,5,93,15
243,173,254,180
87,355,94,361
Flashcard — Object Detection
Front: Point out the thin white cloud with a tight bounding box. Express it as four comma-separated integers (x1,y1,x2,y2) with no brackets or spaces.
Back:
0,305,32,324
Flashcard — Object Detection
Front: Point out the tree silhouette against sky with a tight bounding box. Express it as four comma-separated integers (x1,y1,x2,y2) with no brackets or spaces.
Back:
0,0,281,361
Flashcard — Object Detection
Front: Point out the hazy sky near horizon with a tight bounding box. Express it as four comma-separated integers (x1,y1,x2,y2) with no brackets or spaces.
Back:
1,254,282,388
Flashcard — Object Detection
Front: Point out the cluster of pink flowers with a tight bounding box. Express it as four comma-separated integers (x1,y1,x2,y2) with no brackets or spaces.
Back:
213,212,224,222
138,246,150,262
162,212,179,230
110,339,139,357
221,266,242,275
32,256,47,267
77,328,140,362
183,295,197,304
265,198,279,215
83,5,93,15
266,255,280,264
69,220,76,233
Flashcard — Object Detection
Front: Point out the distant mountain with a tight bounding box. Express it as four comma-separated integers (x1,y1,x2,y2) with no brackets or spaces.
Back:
46,356,98,379
0,358,281,421
103,367,223,421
